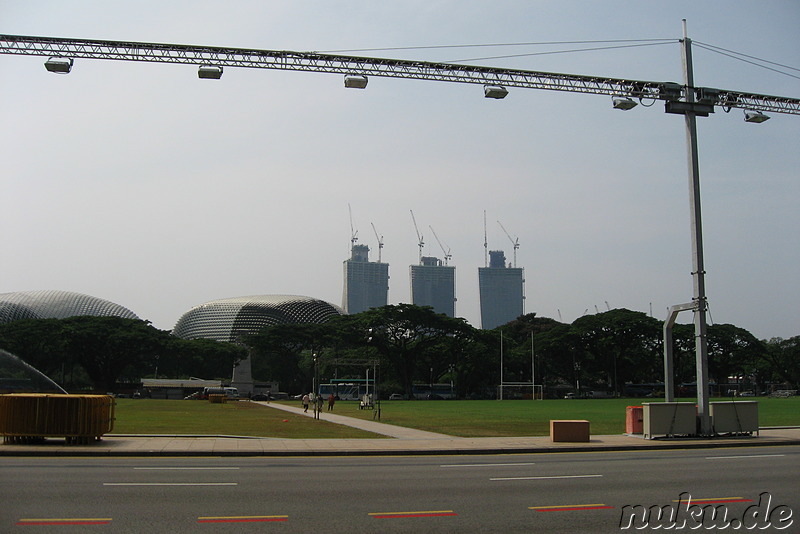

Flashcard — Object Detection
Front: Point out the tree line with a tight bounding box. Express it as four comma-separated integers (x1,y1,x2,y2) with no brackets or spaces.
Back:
246,305,798,398
0,316,245,392
0,307,797,396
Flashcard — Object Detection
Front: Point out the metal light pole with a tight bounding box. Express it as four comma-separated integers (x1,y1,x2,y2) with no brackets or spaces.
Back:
312,352,320,420
499,330,504,400
680,20,712,435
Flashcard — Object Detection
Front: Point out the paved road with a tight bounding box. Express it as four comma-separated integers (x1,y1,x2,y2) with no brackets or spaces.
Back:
2,446,797,532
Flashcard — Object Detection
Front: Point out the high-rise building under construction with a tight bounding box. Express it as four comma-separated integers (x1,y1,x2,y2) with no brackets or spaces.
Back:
478,250,524,329
342,244,389,314
410,256,456,317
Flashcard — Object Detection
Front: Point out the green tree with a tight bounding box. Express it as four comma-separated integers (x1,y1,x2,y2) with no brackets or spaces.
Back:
246,323,331,393
496,314,566,393
567,309,662,394
0,318,69,383
705,323,764,389
1,316,248,391
760,336,800,388
669,323,697,388
335,304,475,397
59,316,170,392
161,337,247,382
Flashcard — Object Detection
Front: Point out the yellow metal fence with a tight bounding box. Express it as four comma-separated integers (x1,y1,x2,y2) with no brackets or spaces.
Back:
0,394,115,445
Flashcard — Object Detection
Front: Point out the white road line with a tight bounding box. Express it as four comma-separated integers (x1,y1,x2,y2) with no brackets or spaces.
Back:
133,467,240,470
705,454,786,460
440,462,536,468
103,483,238,486
491,474,603,481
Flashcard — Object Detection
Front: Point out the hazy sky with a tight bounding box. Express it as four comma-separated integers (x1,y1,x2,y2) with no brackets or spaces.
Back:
2,1,798,340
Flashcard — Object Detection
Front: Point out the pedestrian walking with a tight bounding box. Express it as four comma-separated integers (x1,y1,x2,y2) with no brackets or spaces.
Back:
302,393,310,412
328,394,336,411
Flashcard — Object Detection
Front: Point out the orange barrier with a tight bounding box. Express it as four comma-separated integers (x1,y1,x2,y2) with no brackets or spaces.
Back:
626,406,644,434
208,394,227,404
0,394,115,445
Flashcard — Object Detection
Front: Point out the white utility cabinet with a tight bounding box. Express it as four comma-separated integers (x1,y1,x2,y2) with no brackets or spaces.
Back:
642,402,696,439
710,401,758,435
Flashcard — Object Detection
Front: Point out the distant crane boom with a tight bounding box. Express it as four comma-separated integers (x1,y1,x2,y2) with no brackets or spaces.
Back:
409,210,424,265
497,221,520,268
371,222,384,263
348,204,358,248
483,211,488,268
429,226,452,265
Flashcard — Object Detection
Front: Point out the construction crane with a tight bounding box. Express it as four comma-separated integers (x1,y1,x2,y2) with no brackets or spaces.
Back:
347,204,358,250
409,210,424,265
483,211,488,268
371,223,384,263
497,221,520,268
428,226,452,265
3,26,798,436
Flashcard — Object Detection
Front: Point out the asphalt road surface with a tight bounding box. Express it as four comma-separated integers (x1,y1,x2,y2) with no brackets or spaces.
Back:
2,445,798,533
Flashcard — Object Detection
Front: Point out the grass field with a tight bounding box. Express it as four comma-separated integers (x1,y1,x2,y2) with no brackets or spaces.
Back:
113,397,800,438
333,397,800,437
111,399,385,439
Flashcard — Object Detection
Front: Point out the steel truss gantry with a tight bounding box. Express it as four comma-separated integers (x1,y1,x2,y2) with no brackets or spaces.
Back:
1,34,798,115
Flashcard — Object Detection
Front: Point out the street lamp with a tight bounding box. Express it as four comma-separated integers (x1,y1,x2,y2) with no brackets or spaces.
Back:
612,21,775,436
312,352,320,419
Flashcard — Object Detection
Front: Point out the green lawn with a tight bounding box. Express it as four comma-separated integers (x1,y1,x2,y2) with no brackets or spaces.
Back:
111,399,385,439
113,397,800,438
286,397,800,437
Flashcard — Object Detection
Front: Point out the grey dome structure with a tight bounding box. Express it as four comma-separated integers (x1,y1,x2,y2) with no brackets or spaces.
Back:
0,290,139,324
0,301,40,324
172,295,344,342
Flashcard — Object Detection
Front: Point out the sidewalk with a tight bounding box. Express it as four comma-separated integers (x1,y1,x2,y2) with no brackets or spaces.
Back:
263,400,455,439
1,400,799,457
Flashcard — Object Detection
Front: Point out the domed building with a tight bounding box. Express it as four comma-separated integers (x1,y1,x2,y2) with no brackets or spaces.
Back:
172,295,343,396
171,294,344,342
0,290,139,324
0,301,40,324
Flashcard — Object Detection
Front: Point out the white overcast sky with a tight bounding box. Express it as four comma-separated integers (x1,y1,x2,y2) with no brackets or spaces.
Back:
2,1,798,340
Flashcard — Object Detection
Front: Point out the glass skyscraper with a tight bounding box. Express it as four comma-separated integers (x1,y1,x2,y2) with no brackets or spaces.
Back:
342,244,389,314
410,256,456,317
478,250,524,329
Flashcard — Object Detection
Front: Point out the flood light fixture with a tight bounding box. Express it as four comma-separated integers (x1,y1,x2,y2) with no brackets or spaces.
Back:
44,57,73,74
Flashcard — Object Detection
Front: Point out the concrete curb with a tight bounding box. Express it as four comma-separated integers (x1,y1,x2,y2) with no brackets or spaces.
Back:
2,433,799,457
